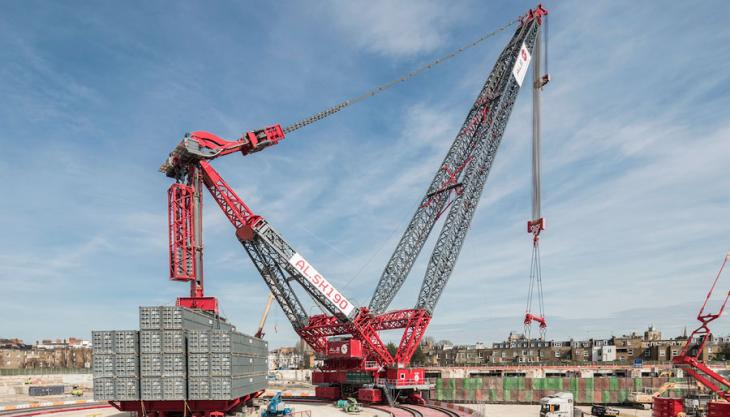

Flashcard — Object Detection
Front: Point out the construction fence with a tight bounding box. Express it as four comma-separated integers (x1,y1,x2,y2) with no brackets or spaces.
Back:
430,377,687,405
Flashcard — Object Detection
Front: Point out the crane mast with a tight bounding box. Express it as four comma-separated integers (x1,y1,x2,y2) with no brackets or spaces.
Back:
524,19,550,338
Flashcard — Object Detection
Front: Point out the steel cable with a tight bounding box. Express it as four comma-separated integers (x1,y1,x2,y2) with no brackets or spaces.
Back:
282,19,519,134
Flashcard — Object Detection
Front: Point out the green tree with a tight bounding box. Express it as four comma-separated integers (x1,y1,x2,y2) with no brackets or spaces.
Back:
436,339,453,347
411,344,426,365
386,342,398,358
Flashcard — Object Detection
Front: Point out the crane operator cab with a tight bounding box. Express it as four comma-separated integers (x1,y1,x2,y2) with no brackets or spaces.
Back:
540,392,583,417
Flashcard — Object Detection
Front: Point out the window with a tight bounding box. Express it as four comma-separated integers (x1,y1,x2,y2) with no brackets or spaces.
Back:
628,349,634,355
555,351,560,358
583,351,589,358
541,404,561,413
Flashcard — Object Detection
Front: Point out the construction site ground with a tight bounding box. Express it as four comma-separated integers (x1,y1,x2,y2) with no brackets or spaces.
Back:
0,394,95,408
0,374,93,406
13,408,122,417
460,404,652,417
10,403,383,417
3,403,653,417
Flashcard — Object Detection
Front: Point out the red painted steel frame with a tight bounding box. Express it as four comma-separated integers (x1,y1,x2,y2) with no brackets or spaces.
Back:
112,391,262,417
296,308,431,366
523,312,546,328
520,3,548,26
195,159,406,366
164,125,285,315
168,183,196,281
673,254,730,401
177,296,219,314
198,160,258,238
195,157,430,367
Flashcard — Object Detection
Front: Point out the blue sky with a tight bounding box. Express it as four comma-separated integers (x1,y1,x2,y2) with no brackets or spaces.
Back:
1,1,729,348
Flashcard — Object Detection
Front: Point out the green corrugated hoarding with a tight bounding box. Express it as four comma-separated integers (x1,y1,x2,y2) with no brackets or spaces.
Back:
431,377,676,404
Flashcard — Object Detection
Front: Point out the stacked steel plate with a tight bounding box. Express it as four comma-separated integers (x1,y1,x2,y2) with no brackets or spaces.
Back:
92,306,267,402
187,330,268,400
92,330,140,400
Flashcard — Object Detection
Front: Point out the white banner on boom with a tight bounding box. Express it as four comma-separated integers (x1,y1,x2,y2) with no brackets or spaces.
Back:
289,252,355,316
512,42,532,87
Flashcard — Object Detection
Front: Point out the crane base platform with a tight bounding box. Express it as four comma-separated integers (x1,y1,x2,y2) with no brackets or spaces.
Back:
111,391,262,417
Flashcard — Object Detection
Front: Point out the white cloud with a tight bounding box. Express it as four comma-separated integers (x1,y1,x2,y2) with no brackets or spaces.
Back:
2,1,730,347
326,0,466,57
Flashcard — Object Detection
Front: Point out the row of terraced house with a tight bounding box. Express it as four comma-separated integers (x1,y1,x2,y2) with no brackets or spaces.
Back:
422,325,730,366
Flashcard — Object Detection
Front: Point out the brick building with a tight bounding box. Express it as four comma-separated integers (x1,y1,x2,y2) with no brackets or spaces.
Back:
422,325,728,367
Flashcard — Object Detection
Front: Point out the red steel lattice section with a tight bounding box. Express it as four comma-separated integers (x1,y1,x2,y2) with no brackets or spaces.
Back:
168,183,196,281
673,254,730,400
296,308,431,366
198,160,258,238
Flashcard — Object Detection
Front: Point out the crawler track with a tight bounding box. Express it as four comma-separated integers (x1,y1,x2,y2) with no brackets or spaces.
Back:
368,404,464,417
368,405,420,417
402,404,464,417
396,405,425,417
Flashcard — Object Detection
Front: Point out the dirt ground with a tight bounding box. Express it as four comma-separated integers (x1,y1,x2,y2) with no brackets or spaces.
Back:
460,403,653,417
34,403,380,417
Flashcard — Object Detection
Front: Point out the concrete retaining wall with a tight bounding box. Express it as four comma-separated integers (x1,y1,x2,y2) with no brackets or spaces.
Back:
0,374,93,399
271,369,312,381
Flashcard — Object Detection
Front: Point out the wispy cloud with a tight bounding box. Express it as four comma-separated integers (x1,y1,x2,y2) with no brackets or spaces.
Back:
0,1,728,348
325,0,467,57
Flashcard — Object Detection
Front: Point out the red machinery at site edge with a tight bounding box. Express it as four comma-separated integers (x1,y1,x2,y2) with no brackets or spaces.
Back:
672,254,730,401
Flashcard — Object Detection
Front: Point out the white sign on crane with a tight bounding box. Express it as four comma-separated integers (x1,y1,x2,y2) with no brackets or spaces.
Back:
512,42,532,87
289,252,355,316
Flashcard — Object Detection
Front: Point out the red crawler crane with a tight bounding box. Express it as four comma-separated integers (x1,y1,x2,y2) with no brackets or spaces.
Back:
157,4,549,408
672,253,730,401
